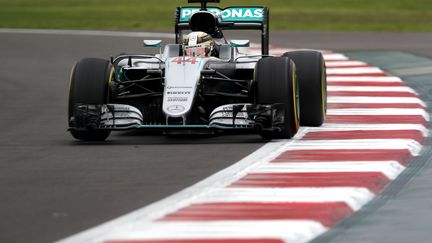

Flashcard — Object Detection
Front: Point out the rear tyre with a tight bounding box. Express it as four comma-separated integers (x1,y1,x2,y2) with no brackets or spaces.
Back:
255,57,299,139
68,58,113,141
283,51,327,126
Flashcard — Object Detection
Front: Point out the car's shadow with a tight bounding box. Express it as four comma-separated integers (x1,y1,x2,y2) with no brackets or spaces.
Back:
67,130,268,146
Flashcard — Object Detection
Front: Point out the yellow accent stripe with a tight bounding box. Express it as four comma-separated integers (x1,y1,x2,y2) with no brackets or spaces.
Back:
67,63,77,116
107,66,115,103
321,61,327,117
292,63,299,130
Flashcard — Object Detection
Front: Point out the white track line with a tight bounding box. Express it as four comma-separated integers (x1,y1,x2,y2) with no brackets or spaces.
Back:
304,123,429,137
323,54,349,61
282,139,422,156
248,47,348,61
194,188,374,211
328,76,403,82
327,67,383,74
325,61,368,67
328,86,416,92
252,161,405,180
104,220,327,243
328,96,426,106
326,108,429,120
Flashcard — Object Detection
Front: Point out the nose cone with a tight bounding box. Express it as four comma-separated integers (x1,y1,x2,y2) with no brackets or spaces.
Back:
162,57,207,119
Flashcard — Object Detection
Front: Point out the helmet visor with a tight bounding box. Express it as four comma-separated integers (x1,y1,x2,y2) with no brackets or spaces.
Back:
185,46,209,57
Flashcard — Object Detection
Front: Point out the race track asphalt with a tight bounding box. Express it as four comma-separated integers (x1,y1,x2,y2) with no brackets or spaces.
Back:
0,30,431,243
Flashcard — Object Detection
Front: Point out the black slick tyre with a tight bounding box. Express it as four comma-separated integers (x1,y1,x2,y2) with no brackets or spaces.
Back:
254,57,299,139
68,58,113,141
283,50,327,126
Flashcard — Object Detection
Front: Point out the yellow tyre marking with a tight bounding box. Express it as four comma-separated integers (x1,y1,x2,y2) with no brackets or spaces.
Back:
321,61,327,117
68,63,77,117
292,63,299,130
107,66,115,103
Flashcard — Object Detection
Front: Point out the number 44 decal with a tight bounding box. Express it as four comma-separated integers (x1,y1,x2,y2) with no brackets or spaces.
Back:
172,57,197,64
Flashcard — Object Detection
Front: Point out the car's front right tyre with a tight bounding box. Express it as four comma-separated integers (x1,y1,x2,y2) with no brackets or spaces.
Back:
283,51,327,126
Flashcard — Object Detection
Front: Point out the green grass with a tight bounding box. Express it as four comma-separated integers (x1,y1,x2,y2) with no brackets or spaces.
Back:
0,0,431,32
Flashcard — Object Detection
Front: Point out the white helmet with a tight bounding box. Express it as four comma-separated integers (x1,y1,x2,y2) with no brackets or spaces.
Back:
183,31,215,57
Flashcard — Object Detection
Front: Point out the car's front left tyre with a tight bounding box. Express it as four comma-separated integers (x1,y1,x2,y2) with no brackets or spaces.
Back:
254,56,300,139
68,58,113,141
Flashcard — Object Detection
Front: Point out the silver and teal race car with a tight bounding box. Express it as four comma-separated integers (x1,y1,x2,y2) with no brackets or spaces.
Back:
68,0,327,141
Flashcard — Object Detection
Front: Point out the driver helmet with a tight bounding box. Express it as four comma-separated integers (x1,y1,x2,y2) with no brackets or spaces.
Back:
183,31,215,57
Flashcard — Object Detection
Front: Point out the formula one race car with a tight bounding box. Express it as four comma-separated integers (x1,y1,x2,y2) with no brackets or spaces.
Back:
68,0,327,141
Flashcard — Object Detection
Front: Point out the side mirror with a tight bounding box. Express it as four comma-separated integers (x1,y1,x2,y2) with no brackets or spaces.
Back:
143,40,163,58
230,40,250,48
143,40,162,47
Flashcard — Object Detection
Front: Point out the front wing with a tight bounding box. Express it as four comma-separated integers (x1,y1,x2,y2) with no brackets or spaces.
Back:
69,103,287,133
